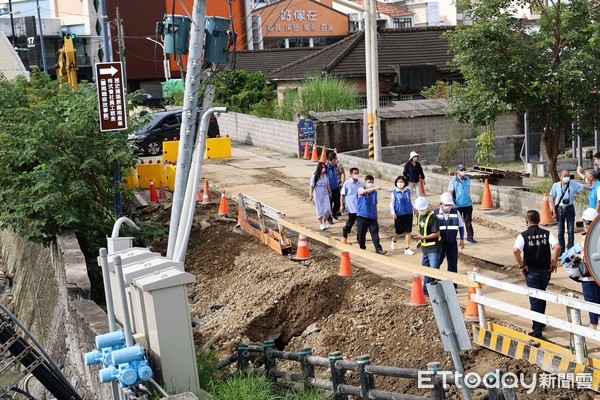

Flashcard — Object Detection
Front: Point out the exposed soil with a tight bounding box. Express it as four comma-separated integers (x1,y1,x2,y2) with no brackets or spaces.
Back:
142,198,593,400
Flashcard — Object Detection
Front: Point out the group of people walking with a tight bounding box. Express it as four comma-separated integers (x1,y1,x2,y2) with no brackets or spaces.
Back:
309,151,476,290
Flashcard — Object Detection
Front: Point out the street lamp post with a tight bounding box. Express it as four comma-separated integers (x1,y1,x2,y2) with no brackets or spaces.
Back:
146,37,171,80
0,6,19,46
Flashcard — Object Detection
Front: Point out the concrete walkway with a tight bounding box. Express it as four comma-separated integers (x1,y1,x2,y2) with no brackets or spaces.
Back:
193,143,598,352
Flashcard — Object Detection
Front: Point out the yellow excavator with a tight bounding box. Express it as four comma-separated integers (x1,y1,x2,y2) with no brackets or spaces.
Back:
56,34,78,90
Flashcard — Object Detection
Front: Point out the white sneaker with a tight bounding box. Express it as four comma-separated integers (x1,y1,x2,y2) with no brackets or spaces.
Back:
324,221,331,228
391,240,397,250
320,224,326,230
404,248,415,255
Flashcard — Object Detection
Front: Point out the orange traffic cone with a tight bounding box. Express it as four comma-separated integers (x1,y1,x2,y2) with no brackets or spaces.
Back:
158,181,167,201
480,179,494,210
409,275,427,306
464,286,479,321
303,143,310,160
338,252,353,277
419,178,427,196
196,188,202,202
217,192,228,215
201,179,212,204
540,193,556,226
319,146,327,163
292,233,311,261
149,180,158,203
311,143,319,162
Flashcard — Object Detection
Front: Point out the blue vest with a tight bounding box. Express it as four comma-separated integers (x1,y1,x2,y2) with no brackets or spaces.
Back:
392,189,412,216
590,180,600,208
451,176,473,207
357,189,377,219
434,208,460,242
326,162,338,190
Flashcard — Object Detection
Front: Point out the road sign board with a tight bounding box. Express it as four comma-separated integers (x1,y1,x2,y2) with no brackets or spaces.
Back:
95,62,128,132
298,119,315,156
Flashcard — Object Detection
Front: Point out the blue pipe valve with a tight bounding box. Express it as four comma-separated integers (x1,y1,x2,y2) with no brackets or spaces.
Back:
84,330,126,367
98,344,153,387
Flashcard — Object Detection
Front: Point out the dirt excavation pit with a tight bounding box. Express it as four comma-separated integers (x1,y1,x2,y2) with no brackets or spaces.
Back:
144,198,591,400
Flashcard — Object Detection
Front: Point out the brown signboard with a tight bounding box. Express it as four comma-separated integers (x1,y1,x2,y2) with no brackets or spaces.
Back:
95,62,128,131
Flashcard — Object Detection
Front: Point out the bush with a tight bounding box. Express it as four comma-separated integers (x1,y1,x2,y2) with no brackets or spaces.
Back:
300,76,357,114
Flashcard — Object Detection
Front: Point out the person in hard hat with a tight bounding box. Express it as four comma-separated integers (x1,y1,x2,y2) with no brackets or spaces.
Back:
389,175,415,254
561,208,600,329
448,164,476,243
513,210,560,339
434,193,465,286
309,162,332,231
549,170,585,252
403,151,425,200
340,167,361,241
357,175,387,255
413,196,442,295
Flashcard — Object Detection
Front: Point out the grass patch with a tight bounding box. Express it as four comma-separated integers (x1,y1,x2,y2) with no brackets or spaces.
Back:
210,372,326,400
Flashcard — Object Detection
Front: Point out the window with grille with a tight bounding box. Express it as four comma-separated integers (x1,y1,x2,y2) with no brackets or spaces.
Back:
393,18,412,28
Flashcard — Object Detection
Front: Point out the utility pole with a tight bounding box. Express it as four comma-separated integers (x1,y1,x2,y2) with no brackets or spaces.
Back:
35,0,47,73
116,7,127,92
364,0,374,160
167,0,207,258
369,0,382,161
8,0,15,47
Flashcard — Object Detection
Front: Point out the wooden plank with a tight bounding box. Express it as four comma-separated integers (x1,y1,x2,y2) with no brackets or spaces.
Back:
278,218,479,288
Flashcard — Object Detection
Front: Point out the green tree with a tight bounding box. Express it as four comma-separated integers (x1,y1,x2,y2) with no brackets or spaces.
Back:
0,70,138,256
212,69,274,113
447,0,600,181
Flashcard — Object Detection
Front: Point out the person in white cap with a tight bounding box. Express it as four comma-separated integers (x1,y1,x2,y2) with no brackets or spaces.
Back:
434,193,465,287
413,196,442,296
403,151,425,200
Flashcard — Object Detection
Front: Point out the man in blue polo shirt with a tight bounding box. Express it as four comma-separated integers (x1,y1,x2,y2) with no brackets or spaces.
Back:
549,169,585,252
448,164,476,243
326,152,341,224
340,167,361,241
357,175,386,255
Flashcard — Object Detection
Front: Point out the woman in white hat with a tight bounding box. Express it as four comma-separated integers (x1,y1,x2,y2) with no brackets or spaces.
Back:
403,151,425,200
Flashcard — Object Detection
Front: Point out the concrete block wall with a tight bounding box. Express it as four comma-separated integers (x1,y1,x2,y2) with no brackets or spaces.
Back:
0,231,112,400
218,112,299,155
349,136,522,166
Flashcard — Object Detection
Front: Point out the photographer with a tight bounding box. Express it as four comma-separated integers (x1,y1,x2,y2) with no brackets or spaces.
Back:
549,170,585,252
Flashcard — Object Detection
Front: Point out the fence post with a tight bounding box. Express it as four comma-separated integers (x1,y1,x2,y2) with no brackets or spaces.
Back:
356,354,375,400
566,292,587,364
427,361,445,400
263,341,276,381
256,202,266,232
298,347,315,389
237,193,247,220
236,344,249,371
329,351,347,400
473,268,488,328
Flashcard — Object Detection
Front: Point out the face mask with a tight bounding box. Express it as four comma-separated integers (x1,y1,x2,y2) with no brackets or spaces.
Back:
459,171,467,177
366,183,375,188
412,157,418,162
562,177,571,183
396,182,405,189
443,205,453,212
322,168,326,173
418,209,428,215
352,174,359,181
595,160,599,167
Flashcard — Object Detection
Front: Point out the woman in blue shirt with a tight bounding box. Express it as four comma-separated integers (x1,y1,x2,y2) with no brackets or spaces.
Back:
389,176,414,254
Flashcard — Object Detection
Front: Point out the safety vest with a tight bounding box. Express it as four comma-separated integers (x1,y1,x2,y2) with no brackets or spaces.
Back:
392,189,412,216
357,189,377,219
418,212,441,247
589,180,600,209
451,176,473,207
434,208,459,243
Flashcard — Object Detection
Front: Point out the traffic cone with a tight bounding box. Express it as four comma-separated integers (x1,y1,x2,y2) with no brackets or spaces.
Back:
409,275,426,306
303,143,310,159
201,179,213,204
319,146,327,163
464,286,479,321
217,192,229,215
158,181,167,201
149,180,158,203
419,178,427,196
338,252,353,277
196,188,202,202
540,193,556,225
292,233,311,261
311,143,319,162
480,179,494,210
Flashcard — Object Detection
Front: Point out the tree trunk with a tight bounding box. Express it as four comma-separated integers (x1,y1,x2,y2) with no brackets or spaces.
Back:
542,123,562,182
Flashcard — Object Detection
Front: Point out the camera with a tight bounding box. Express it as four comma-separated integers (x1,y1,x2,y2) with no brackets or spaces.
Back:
562,199,569,205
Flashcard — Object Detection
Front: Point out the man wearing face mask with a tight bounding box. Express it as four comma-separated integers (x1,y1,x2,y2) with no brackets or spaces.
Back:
341,167,361,241
357,175,387,255
549,170,585,252
434,193,465,286
413,197,442,295
448,165,476,243
326,152,341,224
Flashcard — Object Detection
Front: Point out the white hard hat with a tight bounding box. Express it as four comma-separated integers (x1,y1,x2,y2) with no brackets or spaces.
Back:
582,208,599,222
414,196,429,211
440,192,454,205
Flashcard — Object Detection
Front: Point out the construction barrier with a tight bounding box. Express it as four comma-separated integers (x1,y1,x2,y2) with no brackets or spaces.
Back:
205,137,232,159
165,165,176,191
162,140,179,164
123,167,139,188
137,163,167,190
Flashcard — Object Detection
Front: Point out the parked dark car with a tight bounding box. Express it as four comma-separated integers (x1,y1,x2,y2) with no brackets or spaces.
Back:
128,108,220,156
